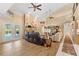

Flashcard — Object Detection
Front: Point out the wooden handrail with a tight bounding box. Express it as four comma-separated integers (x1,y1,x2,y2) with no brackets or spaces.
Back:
73,3,78,15
73,3,78,21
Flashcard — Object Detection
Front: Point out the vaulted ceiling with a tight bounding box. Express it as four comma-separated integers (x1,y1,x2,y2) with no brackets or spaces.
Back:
0,3,13,14
8,3,70,20
0,3,73,22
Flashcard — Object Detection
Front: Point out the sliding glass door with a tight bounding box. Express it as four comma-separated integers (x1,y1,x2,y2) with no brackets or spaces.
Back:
15,25,20,39
4,24,13,41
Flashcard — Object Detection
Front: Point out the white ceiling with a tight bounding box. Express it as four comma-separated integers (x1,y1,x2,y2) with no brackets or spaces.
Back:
0,3,72,21
0,3,13,14
0,3,13,19
9,3,69,20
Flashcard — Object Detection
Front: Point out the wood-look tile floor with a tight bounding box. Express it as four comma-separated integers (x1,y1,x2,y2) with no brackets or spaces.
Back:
62,35,77,56
0,39,60,56
76,35,79,45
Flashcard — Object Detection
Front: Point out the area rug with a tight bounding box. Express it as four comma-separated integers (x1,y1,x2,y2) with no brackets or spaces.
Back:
62,35,77,56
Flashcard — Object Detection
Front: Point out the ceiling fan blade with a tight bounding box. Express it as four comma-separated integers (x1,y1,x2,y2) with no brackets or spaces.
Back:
31,3,35,7
36,4,42,7
34,8,36,11
37,8,42,11
7,10,14,16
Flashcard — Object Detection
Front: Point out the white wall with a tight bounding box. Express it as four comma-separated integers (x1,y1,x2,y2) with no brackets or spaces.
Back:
64,22,72,36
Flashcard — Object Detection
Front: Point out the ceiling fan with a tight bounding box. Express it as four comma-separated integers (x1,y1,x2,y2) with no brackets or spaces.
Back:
28,3,42,11
49,16,55,19
7,10,14,16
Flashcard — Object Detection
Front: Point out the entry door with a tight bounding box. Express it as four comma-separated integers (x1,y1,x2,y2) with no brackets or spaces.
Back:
4,24,13,41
